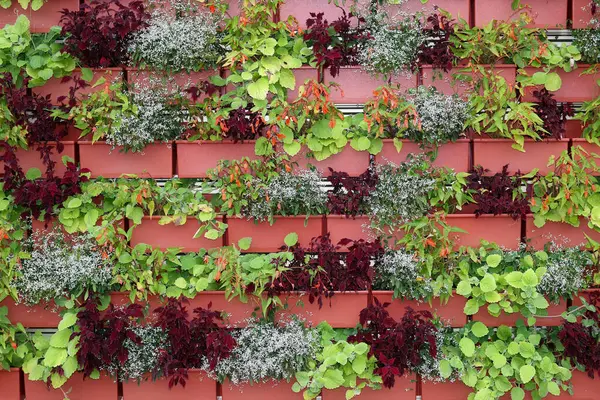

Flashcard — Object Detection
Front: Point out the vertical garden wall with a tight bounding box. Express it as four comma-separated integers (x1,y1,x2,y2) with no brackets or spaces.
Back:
0,0,599,399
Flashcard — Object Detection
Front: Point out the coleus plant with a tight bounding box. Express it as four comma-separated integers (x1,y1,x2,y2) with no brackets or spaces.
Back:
417,9,456,72
303,9,369,78
153,298,236,387
350,299,439,389
60,0,150,67
326,167,378,217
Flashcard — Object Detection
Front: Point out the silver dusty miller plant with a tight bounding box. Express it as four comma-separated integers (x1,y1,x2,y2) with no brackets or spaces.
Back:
242,170,328,221
13,228,112,305
107,77,189,152
129,0,223,71
212,319,319,386
109,325,167,382
374,250,433,301
366,157,435,227
406,86,468,146
537,246,593,301
358,11,425,76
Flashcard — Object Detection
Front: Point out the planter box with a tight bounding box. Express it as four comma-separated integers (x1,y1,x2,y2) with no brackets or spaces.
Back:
376,139,470,172
277,291,368,328
32,68,124,105
324,66,417,104
472,299,566,327
0,141,76,177
324,375,416,399
287,66,319,101
278,0,356,28
123,370,215,400
565,119,584,139
293,145,371,177
227,216,323,252
572,0,596,28
0,369,20,400
0,0,79,33
422,64,517,97
130,216,225,252
421,379,472,399
79,141,173,178
221,380,301,400
525,216,600,249
475,0,568,28
446,214,522,250
473,139,569,175
176,140,257,178
126,69,219,100
326,215,373,245
559,370,597,399
0,297,61,328
382,0,469,20
191,291,261,326
522,66,600,103
25,373,117,400
371,291,468,327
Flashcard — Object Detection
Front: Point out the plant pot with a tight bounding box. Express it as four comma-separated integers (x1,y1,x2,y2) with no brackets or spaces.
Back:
446,214,522,250
326,215,373,245
0,141,76,177
422,64,517,97
190,291,261,326
225,0,241,17
475,0,568,28
324,66,417,104
32,68,124,105
227,216,323,252
0,0,79,33
371,291,468,328
0,368,20,400
421,379,472,399
472,299,566,327
25,373,117,400
130,216,225,252
525,216,600,249
278,0,356,28
565,120,584,139
78,141,173,178
221,380,301,400
381,0,470,20
287,66,319,101
557,370,597,399
572,0,596,28
293,145,371,177
473,138,569,175
126,69,219,100
277,291,368,328
0,297,61,328
323,374,416,399
123,370,216,400
522,66,600,103
376,139,470,172
176,140,257,178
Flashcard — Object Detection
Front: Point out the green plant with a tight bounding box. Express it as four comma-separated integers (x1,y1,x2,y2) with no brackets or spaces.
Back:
0,184,27,302
440,322,572,400
575,79,600,145
529,146,600,230
456,245,551,325
0,306,33,370
293,322,381,400
0,16,78,88
0,0,45,10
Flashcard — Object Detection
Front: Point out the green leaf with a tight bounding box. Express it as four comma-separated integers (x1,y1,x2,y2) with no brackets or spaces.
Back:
480,273,497,293
57,313,77,331
204,229,219,240
247,77,269,100
81,68,93,82
485,291,502,303
471,321,489,338
279,68,295,89
352,356,366,374
195,278,209,292
505,271,524,288
544,72,562,91
62,356,78,378
464,299,480,315
43,347,67,367
25,168,42,180
351,137,371,151
522,269,539,287
456,281,472,296
174,277,187,289
519,365,535,383
254,136,271,156
532,295,549,310
284,232,299,247
547,381,560,396
237,237,252,251
439,359,452,379
486,254,502,268
283,141,301,156
459,337,476,357
322,369,345,389
49,329,71,348
336,352,348,365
